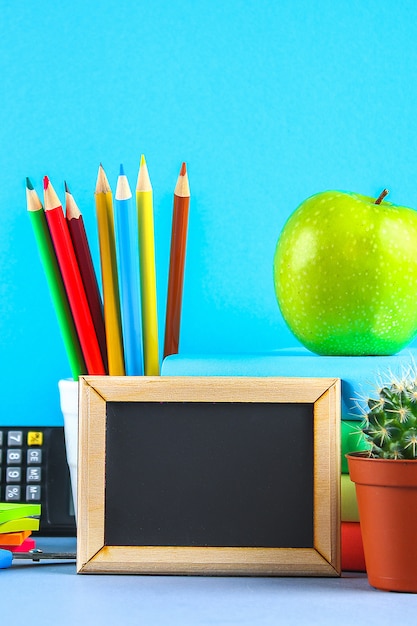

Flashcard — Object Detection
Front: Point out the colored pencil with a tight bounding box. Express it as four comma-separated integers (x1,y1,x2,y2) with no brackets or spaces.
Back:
94,164,125,375
26,178,86,379
136,155,160,375
65,182,108,373
163,162,190,358
43,176,106,375
115,165,143,375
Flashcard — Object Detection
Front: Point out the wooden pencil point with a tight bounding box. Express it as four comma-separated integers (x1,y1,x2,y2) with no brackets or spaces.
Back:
26,181,43,212
174,165,190,198
136,156,152,192
115,169,132,201
65,186,82,220
95,164,111,194
43,177,62,211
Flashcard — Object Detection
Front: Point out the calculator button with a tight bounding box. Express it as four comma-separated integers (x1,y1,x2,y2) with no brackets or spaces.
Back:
27,431,43,446
26,485,41,501
27,467,41,482
6,486,21,500
27,449,42,464
6,467,22,482
8,431,23,446
7,449,22,464
0,431,3,445
0,449,2,464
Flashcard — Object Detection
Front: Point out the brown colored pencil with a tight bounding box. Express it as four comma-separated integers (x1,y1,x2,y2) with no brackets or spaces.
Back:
65,182,108,372
163,162,190,358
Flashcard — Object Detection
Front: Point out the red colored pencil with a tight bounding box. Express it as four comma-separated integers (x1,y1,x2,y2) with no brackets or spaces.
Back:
163,162,190,358
65,182,108,373
43,176,106,375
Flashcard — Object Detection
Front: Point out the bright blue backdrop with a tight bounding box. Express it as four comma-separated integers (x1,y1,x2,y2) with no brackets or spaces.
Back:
2,0,417,424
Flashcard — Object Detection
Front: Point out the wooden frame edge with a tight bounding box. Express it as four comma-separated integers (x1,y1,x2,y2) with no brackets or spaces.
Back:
77,376,341,576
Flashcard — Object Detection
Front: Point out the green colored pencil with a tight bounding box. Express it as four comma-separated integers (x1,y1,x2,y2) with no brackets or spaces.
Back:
26,178,86,379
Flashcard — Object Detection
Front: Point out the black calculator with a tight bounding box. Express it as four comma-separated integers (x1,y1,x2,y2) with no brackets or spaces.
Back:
0,427,76,535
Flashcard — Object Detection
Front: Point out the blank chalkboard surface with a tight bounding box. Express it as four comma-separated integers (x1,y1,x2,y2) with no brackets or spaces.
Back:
77,376,340,576
105,401,313,548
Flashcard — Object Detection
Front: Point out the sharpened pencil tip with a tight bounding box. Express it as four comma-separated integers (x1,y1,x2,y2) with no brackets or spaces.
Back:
174,162,190,197
95,163,111,194
136,155,152,192
43,176,61,210
64,181,70,193
119,163,125,176
26,179,42,212
115,167,132,200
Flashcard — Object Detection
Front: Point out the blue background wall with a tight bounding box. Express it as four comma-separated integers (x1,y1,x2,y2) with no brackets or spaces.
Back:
2,0,417,424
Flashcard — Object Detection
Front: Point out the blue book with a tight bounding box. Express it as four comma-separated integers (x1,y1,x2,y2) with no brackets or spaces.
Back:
161,347,417,421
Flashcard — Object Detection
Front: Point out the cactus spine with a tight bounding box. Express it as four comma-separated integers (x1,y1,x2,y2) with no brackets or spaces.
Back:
359,371,417,459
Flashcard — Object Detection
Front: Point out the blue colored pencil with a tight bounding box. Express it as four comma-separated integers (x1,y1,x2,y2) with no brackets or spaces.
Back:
114,164,143,375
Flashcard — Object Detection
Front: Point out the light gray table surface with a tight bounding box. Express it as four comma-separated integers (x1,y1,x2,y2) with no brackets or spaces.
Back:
1,537,416,625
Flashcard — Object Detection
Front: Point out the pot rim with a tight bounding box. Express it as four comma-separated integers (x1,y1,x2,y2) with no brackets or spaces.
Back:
346,451,417,462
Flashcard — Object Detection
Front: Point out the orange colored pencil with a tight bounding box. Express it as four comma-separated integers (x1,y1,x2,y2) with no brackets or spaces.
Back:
65,182,108,373
163,162,190,357
43,176,106,375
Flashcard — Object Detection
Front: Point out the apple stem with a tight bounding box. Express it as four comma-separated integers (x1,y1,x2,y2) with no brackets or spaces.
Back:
375,189,389,204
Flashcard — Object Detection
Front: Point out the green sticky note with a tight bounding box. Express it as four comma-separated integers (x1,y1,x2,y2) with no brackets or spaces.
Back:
0,503,41,524
0,517,40,533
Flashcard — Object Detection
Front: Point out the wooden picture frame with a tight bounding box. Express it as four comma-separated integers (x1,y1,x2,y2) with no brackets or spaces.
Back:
77,376,341,576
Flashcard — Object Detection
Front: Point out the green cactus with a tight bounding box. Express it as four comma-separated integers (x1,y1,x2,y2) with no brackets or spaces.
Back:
358,372,417,459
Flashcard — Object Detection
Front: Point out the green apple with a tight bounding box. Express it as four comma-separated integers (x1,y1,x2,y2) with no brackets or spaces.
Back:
273,190,417,355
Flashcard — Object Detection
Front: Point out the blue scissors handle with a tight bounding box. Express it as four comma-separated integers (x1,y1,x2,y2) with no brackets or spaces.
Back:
0,549,13,569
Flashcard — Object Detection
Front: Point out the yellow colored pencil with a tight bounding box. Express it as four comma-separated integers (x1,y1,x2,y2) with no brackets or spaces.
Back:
136,155,160,375
94,164,125,375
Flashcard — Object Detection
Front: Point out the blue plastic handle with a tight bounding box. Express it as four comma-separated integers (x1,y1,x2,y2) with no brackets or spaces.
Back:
0,549,13,569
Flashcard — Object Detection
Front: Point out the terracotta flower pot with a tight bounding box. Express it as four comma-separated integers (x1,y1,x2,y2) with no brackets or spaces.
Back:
346,452,417,592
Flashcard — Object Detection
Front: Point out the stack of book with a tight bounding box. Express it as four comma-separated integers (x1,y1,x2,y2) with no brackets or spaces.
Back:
340,421,367,572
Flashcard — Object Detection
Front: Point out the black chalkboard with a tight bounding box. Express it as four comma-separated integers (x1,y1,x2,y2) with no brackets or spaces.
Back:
77,376,341,576
104,401,314,548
